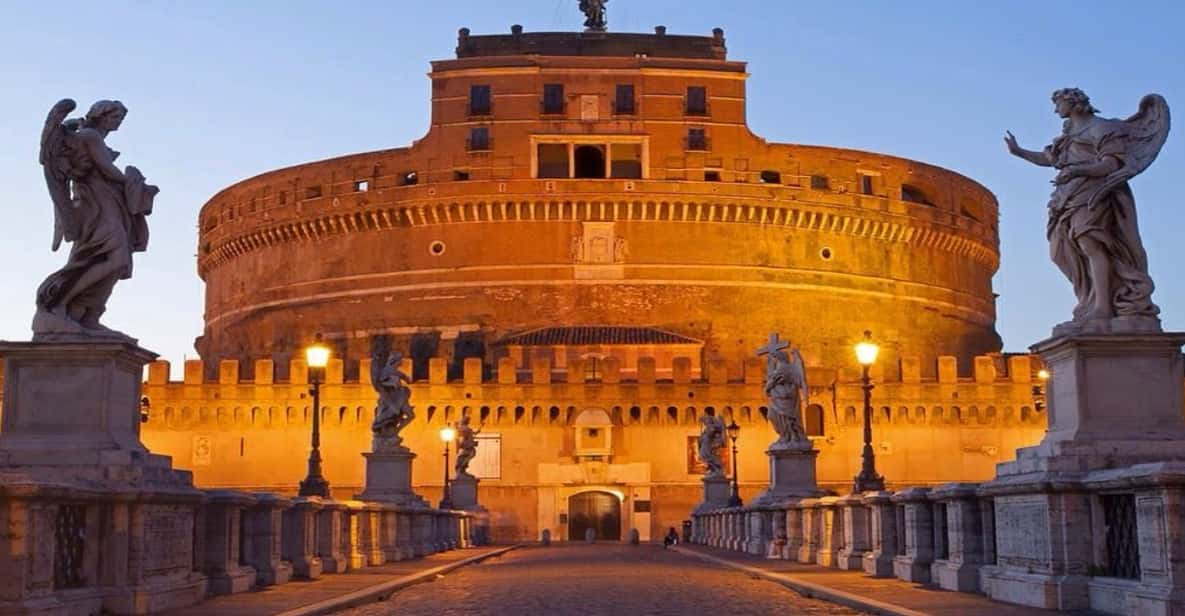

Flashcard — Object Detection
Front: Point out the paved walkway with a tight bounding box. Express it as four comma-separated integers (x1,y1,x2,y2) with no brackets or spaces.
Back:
675,544,1079,616
165,546,514,616
338,544,859,616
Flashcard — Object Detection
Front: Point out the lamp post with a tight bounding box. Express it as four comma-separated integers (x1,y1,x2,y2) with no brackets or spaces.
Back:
1034,368,1050,412
299,334,332,498
853,330,886,494
439,424,457,510
726,419,742,507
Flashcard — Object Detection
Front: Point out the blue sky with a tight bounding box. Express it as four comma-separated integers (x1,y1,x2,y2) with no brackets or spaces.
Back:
2,1,1183,373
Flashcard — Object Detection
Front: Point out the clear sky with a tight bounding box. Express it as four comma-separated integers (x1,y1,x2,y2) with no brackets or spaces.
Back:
2,1,1183,374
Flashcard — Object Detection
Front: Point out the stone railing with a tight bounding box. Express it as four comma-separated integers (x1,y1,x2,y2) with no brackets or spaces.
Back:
688,465,1185,615
0,481,488,613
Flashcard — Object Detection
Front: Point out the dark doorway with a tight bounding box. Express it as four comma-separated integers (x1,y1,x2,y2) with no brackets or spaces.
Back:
574,145,606,179
568,491,621,541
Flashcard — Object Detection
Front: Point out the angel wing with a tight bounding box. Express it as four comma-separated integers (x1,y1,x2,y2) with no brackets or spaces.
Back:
1087,94,1171,209
40,98,79,251
789,348,809,404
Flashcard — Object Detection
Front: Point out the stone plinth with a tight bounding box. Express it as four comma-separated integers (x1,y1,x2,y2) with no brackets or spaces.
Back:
355,447,429,508
862,491,898,577
751,443,823,506
891,487,933,584
450,473,481,510
693,475,731,515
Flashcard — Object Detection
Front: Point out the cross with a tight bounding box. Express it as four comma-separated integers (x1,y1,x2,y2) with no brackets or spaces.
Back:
756,332,790,357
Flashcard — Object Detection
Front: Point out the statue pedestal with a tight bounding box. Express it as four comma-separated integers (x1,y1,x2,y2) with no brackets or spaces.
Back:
751,443,823,506
0,340,207,614
693,474,731,514
982,332,1185,611
355,447,428,508
450,473,482,510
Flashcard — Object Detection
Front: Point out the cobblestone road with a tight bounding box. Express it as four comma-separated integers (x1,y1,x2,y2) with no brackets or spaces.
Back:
338,544,860,616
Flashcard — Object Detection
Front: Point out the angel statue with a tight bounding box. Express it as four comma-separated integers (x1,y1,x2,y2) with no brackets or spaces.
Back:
758,334,810,449
579,0,607,32
371,350,415,450
1005,89,1169,334
33,99,159,340
696,413,726,477
454,415,483,478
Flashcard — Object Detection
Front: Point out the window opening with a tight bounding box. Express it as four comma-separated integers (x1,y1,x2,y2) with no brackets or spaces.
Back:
704,170,721,182
469,85,491,115
574,145,606,179
543,83,565,114
686,86,707,115
810,175,829,190
687,128,707,151
537,143,569,179
469,126,490,151
760,170,781,184
615,84,635,114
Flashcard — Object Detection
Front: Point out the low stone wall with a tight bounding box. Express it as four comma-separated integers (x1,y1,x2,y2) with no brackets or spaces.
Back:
0,480,487,614
688,463,1185,615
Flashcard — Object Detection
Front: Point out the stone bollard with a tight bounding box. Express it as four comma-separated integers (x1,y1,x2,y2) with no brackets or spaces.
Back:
745,507,767,555
797,499,821,563
245,493,294,586
929,483,984,592
629,528,640,545
585,527,596,543
283,497,324,579
730,508,746,552
541,528,552,546
343,502,368,570
376,504,400,562
200,490,258,595
892,487,934,583
316,501,349,573
412,509,435,556
816,496,845,567
783,503,804,560
861,491,897,577
395,508,415,560
836,494,870,571
363,503,387,566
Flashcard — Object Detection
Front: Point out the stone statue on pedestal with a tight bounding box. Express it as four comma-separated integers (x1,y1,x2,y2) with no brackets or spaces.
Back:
697,413,725,477
579,0,607,32
1005,89,1169,335
370,350,415,450
33,99,159,341
454,415,481,478
758,334,810,449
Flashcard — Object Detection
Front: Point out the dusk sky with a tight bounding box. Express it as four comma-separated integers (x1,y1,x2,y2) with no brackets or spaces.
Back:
2,0,1183,375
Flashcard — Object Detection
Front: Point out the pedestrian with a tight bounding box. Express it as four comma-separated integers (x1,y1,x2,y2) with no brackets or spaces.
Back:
663,526,679,549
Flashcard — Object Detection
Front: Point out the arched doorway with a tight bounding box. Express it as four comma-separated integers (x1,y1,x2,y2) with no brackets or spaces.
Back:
574,145,606,178
568,491,620,541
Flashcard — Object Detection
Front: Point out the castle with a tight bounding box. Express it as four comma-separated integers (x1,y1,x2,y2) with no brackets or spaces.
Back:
135,23,1046,542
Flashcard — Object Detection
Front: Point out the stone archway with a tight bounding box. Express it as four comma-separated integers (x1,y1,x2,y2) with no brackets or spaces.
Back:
568,490,621,541
574,145,606,178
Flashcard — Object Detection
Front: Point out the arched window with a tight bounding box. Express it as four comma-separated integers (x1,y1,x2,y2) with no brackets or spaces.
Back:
574,145,606,178
804,404,825,436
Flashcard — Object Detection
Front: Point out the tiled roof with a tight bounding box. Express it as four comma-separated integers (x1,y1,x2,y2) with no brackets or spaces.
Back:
495,326,703,347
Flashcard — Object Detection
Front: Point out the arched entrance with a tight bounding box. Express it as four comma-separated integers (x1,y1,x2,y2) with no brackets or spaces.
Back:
568,491,621,541
574,145,606,178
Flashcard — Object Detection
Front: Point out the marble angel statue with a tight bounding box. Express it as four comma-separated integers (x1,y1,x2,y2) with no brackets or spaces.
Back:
763,344,810,449
371,350,415,449
1005,89,1169,334
34,99,159,339
697,413,726,477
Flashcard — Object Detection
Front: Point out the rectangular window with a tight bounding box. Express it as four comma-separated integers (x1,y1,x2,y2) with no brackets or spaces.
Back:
543,83,565,114
304,185,322,199
686,86,707,115
704,170,721,182
860,174,874,195
353,180,369,192
687,128,708,151
810,175,829,190
615,84,635,114
537,143,569,178
454,170,471,181
468,126,490,151
400,171,418,186
469,84,491,115
610,143,643,179
278,191,287,205
760,170,781,184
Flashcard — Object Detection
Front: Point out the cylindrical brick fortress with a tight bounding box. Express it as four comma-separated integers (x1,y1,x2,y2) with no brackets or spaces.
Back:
194,28,1000,379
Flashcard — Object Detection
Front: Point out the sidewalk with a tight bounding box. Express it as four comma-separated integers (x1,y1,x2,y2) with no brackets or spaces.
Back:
675,545,1078,616
166,546,517,616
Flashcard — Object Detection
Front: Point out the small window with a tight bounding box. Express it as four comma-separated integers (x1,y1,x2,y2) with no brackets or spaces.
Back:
902,184,932,205
860,174,874,195
454,170,471,181
469,84,491,115
687,128,707,151
543,84,565,114
353,180,369,192
704,170,721,182
810,175,829,190
760,170,781,184
615,84,635,114
468,126,490,151
278,191,287,205
686,86,707,115
537,143,569,179
400,171,418,186
304,185,322,199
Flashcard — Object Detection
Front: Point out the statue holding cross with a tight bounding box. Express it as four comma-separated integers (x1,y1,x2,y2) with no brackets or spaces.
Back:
757,333,810,449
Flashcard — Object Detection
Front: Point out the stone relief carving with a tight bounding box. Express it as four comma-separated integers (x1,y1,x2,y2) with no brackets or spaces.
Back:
33,99,159,341
454,415,481,478
1005,89,1169,335
371,349,415,450
758,333,811,449
696,413,725,477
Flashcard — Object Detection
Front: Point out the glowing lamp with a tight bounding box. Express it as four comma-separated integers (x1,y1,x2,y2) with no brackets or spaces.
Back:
855,330,879,366
1037,369,1050,381
726,419,740,442
305,334,330,369
440,425,457,443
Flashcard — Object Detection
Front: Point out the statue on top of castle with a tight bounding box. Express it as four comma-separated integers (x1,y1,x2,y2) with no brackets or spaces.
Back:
579,0,607,32
454,415,482,478
1005,89,1169,335
33,99,159,341
758,333,810,449
371,349,415,450
697,413,725,477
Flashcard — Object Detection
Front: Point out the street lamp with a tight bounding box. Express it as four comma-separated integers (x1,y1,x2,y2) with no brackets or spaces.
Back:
439,424,457,510
853,330,886,494
726,419,742,507
299,334,332,498
1034,368,1050,411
